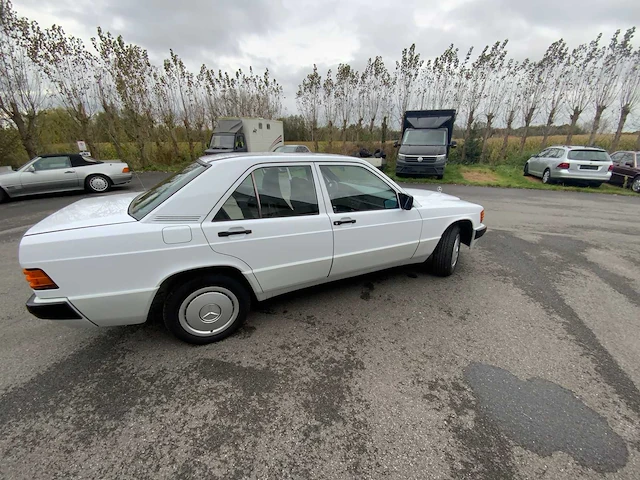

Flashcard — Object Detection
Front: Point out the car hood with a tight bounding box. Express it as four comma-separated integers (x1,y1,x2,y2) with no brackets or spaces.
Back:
404,187,461,204
24,192,139,236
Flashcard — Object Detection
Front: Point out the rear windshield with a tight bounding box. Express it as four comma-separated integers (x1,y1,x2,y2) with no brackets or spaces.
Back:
128,161,208,220
567,150,610,161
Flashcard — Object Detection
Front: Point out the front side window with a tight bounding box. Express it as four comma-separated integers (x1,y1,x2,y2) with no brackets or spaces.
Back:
402,128,447,146
129,161,208,220
214,165,318,221
34,156,71,171
320,165,398,213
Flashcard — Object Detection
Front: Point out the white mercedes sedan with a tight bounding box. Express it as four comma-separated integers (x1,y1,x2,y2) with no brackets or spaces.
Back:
19,153,487,344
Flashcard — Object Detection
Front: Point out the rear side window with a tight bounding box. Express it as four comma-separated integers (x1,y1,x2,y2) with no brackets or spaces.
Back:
214,166,319,221
567,150,610,161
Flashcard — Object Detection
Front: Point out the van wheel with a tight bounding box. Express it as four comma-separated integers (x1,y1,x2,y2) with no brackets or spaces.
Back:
429,225,461,277
163,274,250,344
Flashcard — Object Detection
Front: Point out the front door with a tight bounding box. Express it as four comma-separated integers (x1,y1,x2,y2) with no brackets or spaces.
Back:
318,164,422,278
202,164,333,293
20,156,78,193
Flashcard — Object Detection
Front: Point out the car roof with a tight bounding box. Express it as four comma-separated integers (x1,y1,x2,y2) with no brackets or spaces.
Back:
547,145,606,151
200,152,356,165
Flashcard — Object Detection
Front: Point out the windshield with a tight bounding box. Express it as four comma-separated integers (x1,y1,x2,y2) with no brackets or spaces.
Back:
402,128,447,146
567,150,610,161
17,157,40,171
209,134,234,149
275,146,297,152
128,161,208,220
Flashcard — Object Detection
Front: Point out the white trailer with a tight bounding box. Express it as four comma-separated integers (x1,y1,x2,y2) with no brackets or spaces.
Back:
205,118,284,155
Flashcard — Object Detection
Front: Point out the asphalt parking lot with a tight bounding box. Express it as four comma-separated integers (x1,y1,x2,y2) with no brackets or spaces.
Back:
1,174,639,479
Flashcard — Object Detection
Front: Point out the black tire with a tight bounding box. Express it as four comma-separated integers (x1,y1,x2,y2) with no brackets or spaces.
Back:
523,163,529,176
589,182,602,188
429,225,462,277
632,176,640,194
0,188,7,203
163,274,250,344
436,174,444,180
85,174,112,193
542,168,552,184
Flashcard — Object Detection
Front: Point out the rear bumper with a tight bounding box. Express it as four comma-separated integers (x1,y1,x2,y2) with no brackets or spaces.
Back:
26,294,97,327
110,173,133,185
396,159,445,176
552,170,611,182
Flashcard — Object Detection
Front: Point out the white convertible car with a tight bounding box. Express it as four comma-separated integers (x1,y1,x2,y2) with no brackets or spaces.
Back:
20,153,486,344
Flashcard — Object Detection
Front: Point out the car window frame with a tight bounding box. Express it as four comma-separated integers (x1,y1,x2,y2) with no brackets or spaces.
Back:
210,162,325,222
33,156,72,171
315,162,401,214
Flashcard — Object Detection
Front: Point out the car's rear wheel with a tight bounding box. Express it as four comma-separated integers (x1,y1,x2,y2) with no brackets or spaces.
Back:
429,224,461,277
542,168,552,184
163,274,250,344
85,174,112,193
632,176,640,193
589,182,602,188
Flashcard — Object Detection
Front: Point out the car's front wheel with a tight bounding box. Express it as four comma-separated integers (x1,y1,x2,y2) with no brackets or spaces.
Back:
429,224,461,277
163,274,250,344
523,162,529,176
0,188,7,203
632,176,640,193
542,168,552,184
85,174,112,193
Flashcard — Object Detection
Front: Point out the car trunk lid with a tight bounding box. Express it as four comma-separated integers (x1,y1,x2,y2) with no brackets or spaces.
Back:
24,192,139,236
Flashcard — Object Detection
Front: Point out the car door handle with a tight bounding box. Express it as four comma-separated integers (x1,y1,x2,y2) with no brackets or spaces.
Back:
64,171,75,174
218,229,252,237
334,218,356,225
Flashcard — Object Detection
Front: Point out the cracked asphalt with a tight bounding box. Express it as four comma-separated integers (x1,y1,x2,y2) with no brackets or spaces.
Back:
1,174,640,479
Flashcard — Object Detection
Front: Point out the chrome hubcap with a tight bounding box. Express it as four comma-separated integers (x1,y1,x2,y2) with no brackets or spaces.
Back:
90,176,108,192
179,287,238,337
543,171,550,183
451,234,460,268
633,178,640,193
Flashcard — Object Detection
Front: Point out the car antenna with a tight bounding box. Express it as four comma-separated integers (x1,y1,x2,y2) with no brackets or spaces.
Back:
133,169,146,190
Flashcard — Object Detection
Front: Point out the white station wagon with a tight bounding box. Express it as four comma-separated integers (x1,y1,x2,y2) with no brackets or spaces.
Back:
20,153,486,344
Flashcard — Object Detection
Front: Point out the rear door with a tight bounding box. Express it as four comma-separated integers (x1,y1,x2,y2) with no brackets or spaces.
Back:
19,156,78,193
317,163,422,278
202,163,333,293
617,153,637,185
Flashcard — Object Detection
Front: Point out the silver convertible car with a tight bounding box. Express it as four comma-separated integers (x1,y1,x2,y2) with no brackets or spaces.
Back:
0,153,132,202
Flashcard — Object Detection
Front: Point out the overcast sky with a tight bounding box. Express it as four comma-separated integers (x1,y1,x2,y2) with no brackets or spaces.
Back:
12,0,640,116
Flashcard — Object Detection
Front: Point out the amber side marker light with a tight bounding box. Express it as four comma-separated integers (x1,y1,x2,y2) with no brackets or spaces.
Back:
23,269,58,290
480,210,485,223
122,166,130,173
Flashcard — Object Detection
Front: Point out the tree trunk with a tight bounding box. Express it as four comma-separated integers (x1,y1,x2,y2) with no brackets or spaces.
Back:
461,109,475,162
611,106,630,152
369,117,375,135
541,108,556,149
341,119,347,142
10,104,37,159
313,118,319,152
327,120,333,150
565,107,582,145
500,111,515,161
381,116,388,148
519,107,535,155
636,129,640,151
588,105,606,145
481,114,494,163
356,118,363,142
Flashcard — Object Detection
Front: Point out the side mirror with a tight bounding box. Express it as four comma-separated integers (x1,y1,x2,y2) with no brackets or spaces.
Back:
398,192,414,210
27,165,35,173
393,140,399,148
449,141,457,148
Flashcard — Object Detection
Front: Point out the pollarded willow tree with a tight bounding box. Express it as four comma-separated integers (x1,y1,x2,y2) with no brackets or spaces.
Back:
611,46,640,151
296,64,322,152
538,39,569,148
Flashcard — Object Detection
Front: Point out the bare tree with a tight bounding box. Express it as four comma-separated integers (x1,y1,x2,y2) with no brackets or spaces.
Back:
394,44,423,123
500,60,523,160
611,46,640,151
296,64,321,151
0,0,46,158
31,24,99,155
322,69,337,148
335,63,358,141
480,41,509,161
539,39,569,148
361,56,390,134
518,58,546,154
588,28,635,144
565,35,602,144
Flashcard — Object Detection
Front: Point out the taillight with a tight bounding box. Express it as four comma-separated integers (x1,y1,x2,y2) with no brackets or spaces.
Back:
608,164,613,171
122,167,130,173
480,210,485,223
23,269,58,290
557,162,570,169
